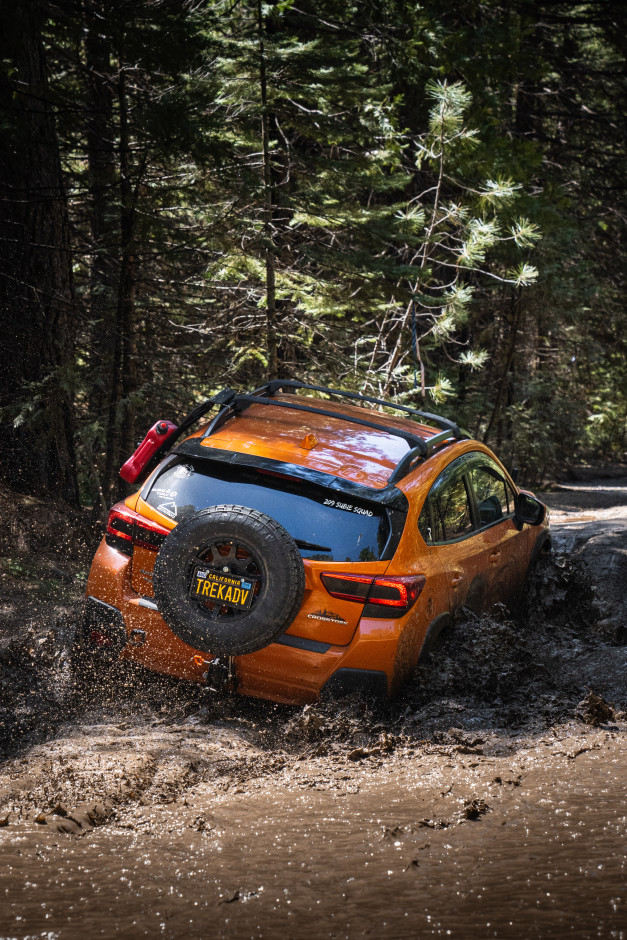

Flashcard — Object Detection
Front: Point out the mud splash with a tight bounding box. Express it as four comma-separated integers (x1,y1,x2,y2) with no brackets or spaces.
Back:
0,479,626,938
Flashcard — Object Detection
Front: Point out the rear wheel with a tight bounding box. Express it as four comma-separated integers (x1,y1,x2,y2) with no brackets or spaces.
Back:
153,505,305,656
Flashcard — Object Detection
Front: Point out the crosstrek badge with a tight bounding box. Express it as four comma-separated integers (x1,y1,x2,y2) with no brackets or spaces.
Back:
307,609,348,625
190,569,255,611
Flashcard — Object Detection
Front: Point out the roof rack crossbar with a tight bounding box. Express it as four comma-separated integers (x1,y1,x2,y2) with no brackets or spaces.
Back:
261,379,461,436
201,396,246,439
191,384,467,488
231,394,427,448
424,429,457,457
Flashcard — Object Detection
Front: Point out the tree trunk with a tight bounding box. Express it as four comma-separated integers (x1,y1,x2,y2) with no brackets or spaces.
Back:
103,65,139,501
482,291,524,445
0,0,79,504
258,0,278,380
84,0,118,510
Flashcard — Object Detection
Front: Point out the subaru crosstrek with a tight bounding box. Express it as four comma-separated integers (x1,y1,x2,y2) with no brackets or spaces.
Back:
81,380,549,704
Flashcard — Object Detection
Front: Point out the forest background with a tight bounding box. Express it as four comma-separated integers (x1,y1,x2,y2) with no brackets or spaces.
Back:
0,0,625,512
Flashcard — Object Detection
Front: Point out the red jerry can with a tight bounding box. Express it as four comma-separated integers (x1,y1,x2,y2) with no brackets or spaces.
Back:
119,420,178,484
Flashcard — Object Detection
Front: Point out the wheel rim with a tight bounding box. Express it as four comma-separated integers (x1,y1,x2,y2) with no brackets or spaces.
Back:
187,539,262,622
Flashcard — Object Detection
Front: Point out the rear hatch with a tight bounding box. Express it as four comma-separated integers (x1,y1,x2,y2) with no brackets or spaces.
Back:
132,457,405,646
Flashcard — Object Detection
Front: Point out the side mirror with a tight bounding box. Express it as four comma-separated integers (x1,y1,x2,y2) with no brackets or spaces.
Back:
514,492,546,527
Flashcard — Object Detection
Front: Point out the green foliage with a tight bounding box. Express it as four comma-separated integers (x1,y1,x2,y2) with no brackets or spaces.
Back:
2,0,624,502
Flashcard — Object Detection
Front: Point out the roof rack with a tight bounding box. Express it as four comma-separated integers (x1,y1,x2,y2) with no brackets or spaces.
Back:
194,379,467,485
145,381,465,489
260,379,461,435
203,394,428,450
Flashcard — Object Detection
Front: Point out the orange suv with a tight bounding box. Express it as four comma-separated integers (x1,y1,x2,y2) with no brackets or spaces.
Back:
82,381,549,704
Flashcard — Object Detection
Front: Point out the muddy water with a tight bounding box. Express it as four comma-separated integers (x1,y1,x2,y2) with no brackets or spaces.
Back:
1,482,626,939
0,718,625,939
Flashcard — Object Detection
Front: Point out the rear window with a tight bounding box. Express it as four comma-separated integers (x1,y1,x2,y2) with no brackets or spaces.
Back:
145,460,395,562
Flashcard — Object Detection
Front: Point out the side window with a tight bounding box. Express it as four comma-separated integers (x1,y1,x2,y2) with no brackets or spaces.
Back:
418,498,433,544
468,457,513,527
437,473,474,540
419,456,475,543
418,496,447,544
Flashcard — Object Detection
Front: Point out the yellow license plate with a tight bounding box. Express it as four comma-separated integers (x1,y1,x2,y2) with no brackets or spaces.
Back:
191,569,254,610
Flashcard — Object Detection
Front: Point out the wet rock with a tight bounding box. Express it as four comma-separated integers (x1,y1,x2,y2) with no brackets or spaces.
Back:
52,816,83,835
189,814,215,833
594,618,627,646
382,825,405,841
88,802,113,825
220,888,259,904
462,798,490,820
433,728,484,751
416,818,449,830
347,747,370,762
42,801,115,833
576,691,616,726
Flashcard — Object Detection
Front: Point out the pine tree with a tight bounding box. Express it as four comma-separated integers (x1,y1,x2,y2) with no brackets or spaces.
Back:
0,0,79,503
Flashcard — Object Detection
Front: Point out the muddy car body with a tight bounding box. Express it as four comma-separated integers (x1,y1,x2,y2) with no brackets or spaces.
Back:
83,381,549,704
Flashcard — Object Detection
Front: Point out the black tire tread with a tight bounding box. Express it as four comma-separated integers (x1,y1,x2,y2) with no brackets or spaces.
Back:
153,504,305,656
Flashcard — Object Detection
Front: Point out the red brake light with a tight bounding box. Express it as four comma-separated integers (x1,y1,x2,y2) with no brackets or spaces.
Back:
89,629,114,648
133,516,171,550
106,503,171,554
368,575,426,609
321,572,425,618
320,573,372,602
106,505,135,544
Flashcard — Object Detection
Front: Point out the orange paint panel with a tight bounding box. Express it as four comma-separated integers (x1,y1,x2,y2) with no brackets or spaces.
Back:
129,545,156,597
284,559,388,646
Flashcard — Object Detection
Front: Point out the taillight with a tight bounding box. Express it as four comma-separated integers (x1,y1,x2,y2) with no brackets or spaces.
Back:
105,503,171,556
319,573,372,602
321,572,425,618
106,505,135,553
367,575,426,611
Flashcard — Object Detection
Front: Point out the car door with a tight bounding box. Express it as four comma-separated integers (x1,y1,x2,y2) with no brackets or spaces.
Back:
464,452,528,608
418,454,489,613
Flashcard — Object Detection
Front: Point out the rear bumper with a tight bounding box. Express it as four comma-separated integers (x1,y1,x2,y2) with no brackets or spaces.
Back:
85,539,427,705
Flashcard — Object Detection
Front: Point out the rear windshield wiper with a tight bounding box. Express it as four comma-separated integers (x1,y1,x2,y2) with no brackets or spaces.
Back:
294,539,332,552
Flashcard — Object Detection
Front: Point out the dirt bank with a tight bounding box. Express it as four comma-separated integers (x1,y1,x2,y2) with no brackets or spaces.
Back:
0,478,625,939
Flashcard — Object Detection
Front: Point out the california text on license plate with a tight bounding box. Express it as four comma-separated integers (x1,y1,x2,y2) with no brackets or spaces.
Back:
191,569,254,610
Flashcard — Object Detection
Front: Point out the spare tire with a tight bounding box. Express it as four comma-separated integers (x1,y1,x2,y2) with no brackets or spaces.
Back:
153,505,305,656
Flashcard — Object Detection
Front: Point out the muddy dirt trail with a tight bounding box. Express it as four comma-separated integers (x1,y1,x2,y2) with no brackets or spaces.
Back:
0,476,625,939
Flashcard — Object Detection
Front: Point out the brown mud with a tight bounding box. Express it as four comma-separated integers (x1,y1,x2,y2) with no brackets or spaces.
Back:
0,476,626,939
